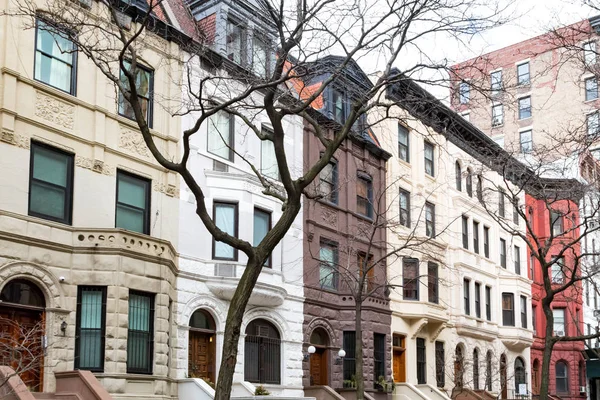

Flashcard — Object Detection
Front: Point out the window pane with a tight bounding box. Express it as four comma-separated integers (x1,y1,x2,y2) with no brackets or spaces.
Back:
35,52,72,92
207,111,232,160
226,22,243,64
118,174,147,208
116,205,145,233
30,181,66,219
261,139,278,180
77,288,104,370
127,292,153,373
33,145,69,186
252,37,268,77
214,203,236,258
253,209,270,246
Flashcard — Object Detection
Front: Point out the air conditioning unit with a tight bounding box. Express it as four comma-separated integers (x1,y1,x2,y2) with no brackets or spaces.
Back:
580,386,586,394
554,330,565,337
215,263,235,277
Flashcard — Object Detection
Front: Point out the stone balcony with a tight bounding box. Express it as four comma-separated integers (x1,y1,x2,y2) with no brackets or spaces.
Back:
498,325,534,351
455,314,499,342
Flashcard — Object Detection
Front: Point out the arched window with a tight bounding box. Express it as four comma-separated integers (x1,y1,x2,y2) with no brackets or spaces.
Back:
455,161,462,191
515,357,526,392
245,319,281,384
0,279,45,308
532,359,540,393
466,168,473,197
310,328,329,346
477,175,483,202
473,348,480,390
486,351,493,391
556,361,569,394
454,345,464,388
190,309,215,331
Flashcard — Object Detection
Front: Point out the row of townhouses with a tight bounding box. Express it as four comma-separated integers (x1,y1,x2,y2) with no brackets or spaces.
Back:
0,0,597,399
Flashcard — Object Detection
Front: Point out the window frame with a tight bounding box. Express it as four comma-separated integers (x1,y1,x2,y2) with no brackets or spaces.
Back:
398,124,410,163
492,103,504,127
435,341,445,388
428,262,439,304
207,109,235,162
500,238,507,268
462,215,469,249
584,41,597,66
466,168,473,197
518,96,532,120
588,112,600,137
260,125,279,180
399,188,411,228
473,221,480,254
225,18,246,65
403,258,419,301
416,337,427,384
514,245,521,275
550,210,564,236
520,295,527,328
373,334,386,383
115,170,151,235
212,201,239,261
551,256,566,284
455,161,462,191
586,77,598,101
555,361,569,394
424,141,435,176
502,292,515,327
483,226,490,258
28,141,75,225
319,158,338,204
319,239,339,290
34,18,78,95
517,62,530,86
126,290,155,374
74,286,107,372
356,173,373,218
485,286,492,321
463,278,471,316
253,207,272,268
425,202,436,238
459,81,470,104
475,282,481,319
520,129,533,153
490,70,503,94
332,89,347,124
118,61,154,128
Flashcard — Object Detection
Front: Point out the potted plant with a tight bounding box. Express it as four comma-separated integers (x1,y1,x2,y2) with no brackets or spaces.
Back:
375,376,386,391
255,385,271,396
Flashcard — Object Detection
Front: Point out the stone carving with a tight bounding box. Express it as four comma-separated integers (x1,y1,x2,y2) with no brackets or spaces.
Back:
0,130,30,148
75,156,115,176
321,206,337,226
119,127,151,158
153,182,178,198
35,92,75,130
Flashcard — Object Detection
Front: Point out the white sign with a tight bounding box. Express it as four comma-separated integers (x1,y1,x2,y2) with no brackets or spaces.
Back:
518,383,527,395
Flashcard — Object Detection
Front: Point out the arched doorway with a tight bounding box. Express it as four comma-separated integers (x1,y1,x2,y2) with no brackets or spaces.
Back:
244,319,281,384
309,328,329,385
0,279,46,391
188,309,216,383
500,354,508,399
454,345,464,389
515,357,526,395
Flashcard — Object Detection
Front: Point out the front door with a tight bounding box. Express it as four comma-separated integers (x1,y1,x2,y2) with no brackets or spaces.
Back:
310,348,327,385
393,349,406,382
0,307,44,392
188,331,214,382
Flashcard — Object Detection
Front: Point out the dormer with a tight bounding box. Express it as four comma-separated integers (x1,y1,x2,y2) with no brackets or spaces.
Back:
189,0,277,77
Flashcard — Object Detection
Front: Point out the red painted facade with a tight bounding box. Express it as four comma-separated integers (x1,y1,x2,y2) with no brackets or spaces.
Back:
527,194,585,399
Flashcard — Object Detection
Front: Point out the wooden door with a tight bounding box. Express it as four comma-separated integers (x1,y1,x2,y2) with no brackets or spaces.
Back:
310,348,327,385
188,331,214,382
0,307,44,392
393,349,406,382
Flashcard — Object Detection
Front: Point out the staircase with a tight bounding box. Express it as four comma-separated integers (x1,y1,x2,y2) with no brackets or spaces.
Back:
451,387,484,400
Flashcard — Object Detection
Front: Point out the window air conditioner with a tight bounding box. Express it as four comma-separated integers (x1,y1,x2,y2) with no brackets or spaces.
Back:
580,386,586,393
554,330,565,337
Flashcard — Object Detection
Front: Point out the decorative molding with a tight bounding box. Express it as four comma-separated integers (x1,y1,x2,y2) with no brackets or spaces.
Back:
321,207,337,226
153,182,178,198
0,130,30,148
411,318,428,339
75,156,115,176
430,323,446,342
34,91,75,130
119,126,151,158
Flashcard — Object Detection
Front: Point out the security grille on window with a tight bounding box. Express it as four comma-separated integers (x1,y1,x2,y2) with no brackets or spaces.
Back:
586,77,598,101
584,41,597,66
425,202,435,237
374,334,385,382
319,241,338,290
399,189,410,227
502,293,515,326
75,286,106,371
213,202,238,260
424,141,434,176
342,332,356,380
517,62,530,85
398,124,409,162
416,338,426,384
403,258,419,300
459,82,470,104
492,104,504,126
518,96,531,119
520,130,533,153
118,61,153,127
207,110,234,161
356,174,373,218
34,19,77,94
319,160,337,203
115,171,150,235
127,291,154,374
490,70,502,93
29,142,74,224
588,112,600,137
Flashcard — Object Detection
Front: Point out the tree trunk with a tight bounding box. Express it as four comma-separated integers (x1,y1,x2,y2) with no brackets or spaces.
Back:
355,298,364,400
539,302,555,400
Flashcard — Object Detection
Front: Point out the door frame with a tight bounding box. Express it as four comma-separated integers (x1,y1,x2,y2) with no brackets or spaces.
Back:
188,328,216,382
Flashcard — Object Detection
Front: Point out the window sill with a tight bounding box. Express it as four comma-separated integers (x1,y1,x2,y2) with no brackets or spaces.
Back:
518,116,532,122
397,158,411,169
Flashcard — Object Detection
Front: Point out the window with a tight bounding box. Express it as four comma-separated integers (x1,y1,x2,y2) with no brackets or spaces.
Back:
475,282,481,318
332,90,346,124
492,104,504,126
226,20,244,64
29,142,74,224
477,175,483,202
500,238,507,268
207,110,234,161
260,128,278,180
588,323,592,347
513,199,520,225
553,308,566,336
586,77,598,101
118,61,153,126
462,216,469,249
428,262,438,304
356,174,373,218
127,291,154,374
473,349,480,390
374,334,385,382
319,160,337,203
403,258,419,300
35,19,77,94
253,208,271,267
552,257,565,284
435,341,445,388
417,338,426,384
75,286,106,371
399,189,410,227
520,130,533,153
499,191,506,218
463,278,471,315
483,226,490,258
518,96,531,119
533,305,537,335
245,319,281,384
584,41,597,66
514,246,521,275
424,141,434,176
556,361,569,393
551,210,564,236
473,221,480,254
485,286,491,320
491,70,502,93
502,293,515,326
398,124,410,162
342,331,356,380
455,161,462,191
466,169,473,197
319,240,338,290
252,36,270,78
213,202,238,260
459,81,470,104
520,295,527,328
115,171,151,235
425,202,435,238
358,252,375,293
517,62,530,85
588,112,599,137
486,351,493,391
